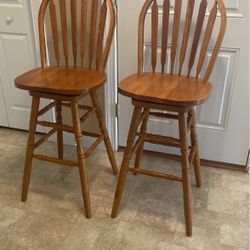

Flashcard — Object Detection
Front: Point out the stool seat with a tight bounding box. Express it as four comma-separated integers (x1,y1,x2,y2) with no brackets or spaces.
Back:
119,73,212,107
15,66,106,95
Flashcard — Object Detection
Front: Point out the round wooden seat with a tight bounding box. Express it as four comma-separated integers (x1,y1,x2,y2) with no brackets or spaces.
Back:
119,73,212,107
15,66,106,96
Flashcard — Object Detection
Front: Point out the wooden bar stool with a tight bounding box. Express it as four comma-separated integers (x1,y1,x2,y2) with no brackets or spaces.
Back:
111,0,227,236
14,0,118,218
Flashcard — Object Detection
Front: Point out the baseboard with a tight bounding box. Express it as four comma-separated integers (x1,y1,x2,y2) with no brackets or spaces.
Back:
118,146,247,173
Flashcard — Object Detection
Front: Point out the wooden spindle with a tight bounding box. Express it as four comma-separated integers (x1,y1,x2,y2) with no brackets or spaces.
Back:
59,0,68,66
178,0,195,75
89,0,99,69
151,0,158,73
161,0,170,74
170,0,182,74
102,0,116,71
71,0,77,67
204,0,227,82
80,0,87,67
196,2,217,79
188,0,207,76
138,0,154,75
49,0,60,66
38,0,50,67
96,0,107,71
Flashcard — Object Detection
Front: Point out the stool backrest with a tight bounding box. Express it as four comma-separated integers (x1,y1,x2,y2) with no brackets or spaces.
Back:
38,0,115,71
138,0,227,82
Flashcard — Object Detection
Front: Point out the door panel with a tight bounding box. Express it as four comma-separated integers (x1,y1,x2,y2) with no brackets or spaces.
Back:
0,0,38,130
118,0,249,165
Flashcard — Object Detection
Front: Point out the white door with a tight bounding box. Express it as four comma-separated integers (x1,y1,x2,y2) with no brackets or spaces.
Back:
0,0,39,130
118,0,249,166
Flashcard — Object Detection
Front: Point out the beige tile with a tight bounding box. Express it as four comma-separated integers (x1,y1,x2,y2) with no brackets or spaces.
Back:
222,173,249,192
155,241,187,250
220,224,249,248
0,206,25,228
109,221,165,250
0,128,249,250
207,187,248,220
173,223,206,250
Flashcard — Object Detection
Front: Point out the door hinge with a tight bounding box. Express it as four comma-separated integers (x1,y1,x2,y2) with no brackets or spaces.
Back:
115,103,120,117
245,149,250,172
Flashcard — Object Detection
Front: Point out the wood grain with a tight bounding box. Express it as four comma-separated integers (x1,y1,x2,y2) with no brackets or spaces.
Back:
59,0,68,66
49,0,60,66
151,0,158,73
71,0,77,67
178,0,195,75
170,0,182,74
196,2,217,78
188,0,207,76
80,0,88,66
89,0,99,69
161,0,170,73
119,73,212,106
15,67,107,95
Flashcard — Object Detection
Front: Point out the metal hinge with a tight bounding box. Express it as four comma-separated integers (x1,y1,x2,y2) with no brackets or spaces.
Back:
245,149,250,172
115,103,120,117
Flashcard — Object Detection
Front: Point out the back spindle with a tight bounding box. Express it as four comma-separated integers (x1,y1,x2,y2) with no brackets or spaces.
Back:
188,0,207,77
89,0,99,69
170,0,182,74
80,0,88,67
96,0,108,71
178,0,195,75
151,0,158,73
161,0,170,74
71,0,77,67
59,0,68,66
49,0,60,66
196,1,217,79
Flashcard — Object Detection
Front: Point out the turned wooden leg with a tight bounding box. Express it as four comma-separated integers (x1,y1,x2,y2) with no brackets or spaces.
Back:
71,101,91,218
111,106,142,218
134,109,149,174
190,108,202,188
179,112,192,236
90,91,118,175
21,96,40,202
56,101,63,159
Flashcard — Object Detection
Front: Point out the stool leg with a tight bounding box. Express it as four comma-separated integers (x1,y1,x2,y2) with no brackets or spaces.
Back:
21,96,40,202
90,91,118,175
179,112,192,236
56,101,63,159
190,108,202,188
111,106,142,218
71,101,91,218
134,109,149,174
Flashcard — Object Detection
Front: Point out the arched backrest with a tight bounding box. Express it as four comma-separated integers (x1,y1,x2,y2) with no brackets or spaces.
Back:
138,0,227,82
38,0,115,71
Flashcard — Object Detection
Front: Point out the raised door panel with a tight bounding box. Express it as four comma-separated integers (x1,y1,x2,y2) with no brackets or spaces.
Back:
0,0,39,130
0,77,8,126
0,34,33,129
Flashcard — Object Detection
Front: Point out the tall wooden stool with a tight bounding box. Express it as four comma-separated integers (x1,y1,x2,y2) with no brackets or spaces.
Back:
111,0,227,236
15,0,118,218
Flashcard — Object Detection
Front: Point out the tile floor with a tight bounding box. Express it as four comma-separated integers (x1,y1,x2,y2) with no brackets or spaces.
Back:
0,128,249,250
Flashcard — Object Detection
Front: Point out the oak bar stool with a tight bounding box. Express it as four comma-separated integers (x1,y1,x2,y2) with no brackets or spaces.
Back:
111,0,227,236
15,0,118,218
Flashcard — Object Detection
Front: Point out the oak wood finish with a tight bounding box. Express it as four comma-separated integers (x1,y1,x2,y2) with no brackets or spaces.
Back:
112,0,227,236
15,0,117,217
119,73,212,106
